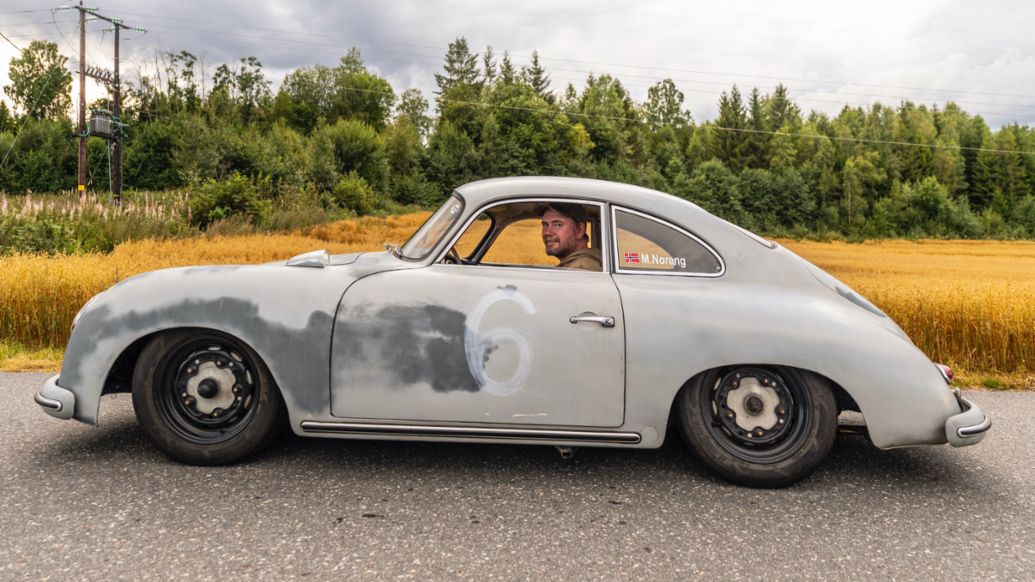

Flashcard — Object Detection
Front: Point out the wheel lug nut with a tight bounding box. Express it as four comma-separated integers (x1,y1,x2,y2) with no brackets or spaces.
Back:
755,429,764,437
212,408,222,417
726,411,735,419
776,406,785,415
232,385,241,395
184,396,195,407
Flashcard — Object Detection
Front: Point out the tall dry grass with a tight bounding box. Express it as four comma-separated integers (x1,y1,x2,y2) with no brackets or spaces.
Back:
1,212,1032,385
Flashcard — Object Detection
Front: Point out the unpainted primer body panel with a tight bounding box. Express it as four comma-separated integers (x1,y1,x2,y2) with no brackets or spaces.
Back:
57,252,408,425
331,264,626,427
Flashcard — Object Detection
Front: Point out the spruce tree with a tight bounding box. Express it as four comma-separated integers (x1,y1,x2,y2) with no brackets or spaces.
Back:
482,46,497,86
499,51,517,86
710,85,749,171
521,50,553,103
434,37,481,96
746,87,769,168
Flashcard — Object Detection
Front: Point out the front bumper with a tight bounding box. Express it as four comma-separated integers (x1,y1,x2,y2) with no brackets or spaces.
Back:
945,389,990,447
35,375,76,420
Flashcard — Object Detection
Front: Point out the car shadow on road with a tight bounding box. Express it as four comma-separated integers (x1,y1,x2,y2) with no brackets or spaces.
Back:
34,408,991,494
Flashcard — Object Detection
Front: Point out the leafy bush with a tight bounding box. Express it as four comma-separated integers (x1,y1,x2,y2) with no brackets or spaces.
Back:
189,174,273,228
331,171,377,214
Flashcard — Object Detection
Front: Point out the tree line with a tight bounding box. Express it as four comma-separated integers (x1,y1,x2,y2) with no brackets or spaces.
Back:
2,38,1035,238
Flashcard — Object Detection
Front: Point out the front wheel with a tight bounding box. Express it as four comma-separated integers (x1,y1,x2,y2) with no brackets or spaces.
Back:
132,329,286,465
677,366,836,488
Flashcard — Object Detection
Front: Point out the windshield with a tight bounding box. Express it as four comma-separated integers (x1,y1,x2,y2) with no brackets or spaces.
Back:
399,194,464,259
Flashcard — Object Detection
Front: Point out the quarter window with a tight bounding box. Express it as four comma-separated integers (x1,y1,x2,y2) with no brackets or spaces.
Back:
613,209,722,275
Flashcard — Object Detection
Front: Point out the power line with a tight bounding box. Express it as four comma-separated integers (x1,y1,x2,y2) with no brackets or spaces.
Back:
0,9,53,15
332,83,1035,157
11,8,1030,122
108,8,1035,104
124,17,1035,122
4,8,1034,157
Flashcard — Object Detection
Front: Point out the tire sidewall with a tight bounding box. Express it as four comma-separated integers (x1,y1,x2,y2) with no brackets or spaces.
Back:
678,366,837,488
132,329,285,465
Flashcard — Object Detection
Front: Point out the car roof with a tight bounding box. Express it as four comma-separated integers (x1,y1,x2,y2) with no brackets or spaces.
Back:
454,177,703,217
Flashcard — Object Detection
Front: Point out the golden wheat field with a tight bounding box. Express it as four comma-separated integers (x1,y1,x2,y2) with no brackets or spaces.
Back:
1,212,1033,387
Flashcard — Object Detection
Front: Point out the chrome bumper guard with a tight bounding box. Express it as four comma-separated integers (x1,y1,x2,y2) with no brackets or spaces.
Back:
35,375,76,420
945,389,990,447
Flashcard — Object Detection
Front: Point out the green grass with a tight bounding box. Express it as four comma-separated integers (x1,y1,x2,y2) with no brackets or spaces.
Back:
0,342,62,372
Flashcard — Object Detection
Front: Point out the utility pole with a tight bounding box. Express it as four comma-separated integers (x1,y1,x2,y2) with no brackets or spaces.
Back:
77,0,86,195
112,23,121,201
61,3,144,204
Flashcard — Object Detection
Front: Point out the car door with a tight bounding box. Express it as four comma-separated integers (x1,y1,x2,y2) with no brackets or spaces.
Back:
329,262,626,428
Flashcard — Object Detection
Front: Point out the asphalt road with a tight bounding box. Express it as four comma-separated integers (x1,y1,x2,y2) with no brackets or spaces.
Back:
1,372,1032,581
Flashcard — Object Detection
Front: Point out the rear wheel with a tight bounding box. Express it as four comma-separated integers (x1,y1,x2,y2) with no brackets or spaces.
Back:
677,366,836,488
132,329,285,465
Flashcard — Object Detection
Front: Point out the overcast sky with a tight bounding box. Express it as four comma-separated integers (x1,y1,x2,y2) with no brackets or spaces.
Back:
1,0,1034,128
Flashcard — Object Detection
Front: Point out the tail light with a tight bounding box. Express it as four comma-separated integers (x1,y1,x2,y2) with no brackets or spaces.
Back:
935,363,954,384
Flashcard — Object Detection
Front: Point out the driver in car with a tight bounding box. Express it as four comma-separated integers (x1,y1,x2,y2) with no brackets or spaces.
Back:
540,203,603,271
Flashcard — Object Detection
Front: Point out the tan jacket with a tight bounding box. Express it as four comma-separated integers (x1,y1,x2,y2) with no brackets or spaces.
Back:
557,248,603,271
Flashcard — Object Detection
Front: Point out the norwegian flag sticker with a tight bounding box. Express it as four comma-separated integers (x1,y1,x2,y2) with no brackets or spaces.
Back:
623,252,640,263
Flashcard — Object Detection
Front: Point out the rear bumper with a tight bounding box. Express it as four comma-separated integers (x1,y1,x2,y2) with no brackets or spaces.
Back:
945,390,990,447
35,375,76,420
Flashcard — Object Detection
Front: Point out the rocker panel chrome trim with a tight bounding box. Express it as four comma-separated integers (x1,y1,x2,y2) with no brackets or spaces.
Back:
299,421,642,443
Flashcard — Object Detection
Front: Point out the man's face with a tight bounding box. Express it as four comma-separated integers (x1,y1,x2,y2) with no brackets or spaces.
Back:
541,209,585,259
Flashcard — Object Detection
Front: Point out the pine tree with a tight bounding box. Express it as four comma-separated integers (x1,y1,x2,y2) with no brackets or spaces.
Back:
499,51,517,86
434,37,481,96
482,46,497,86
766,83,801,131
710,85,749,171
745,87,769,168
521,50,553,103
970,130,998,210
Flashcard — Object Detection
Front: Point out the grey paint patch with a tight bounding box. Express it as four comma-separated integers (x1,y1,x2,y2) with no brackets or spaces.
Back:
336,303,483,393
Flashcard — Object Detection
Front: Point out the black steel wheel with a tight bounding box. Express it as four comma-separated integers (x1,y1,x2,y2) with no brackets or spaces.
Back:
133,329,285,465
677,366,836,488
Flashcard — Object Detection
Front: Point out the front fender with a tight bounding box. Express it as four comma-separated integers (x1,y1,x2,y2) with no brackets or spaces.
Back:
56,263,355,424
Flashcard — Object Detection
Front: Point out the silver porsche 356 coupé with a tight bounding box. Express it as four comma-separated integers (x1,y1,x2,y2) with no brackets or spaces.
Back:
36,177,990,487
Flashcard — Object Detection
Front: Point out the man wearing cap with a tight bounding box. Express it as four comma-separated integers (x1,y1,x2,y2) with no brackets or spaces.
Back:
540,203,603,271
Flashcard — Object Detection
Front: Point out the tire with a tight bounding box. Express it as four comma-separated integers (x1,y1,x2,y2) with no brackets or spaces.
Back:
132,329,286,465
677,366,836,488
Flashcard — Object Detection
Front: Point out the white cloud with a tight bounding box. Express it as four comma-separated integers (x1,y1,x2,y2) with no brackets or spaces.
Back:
1,0,1033,127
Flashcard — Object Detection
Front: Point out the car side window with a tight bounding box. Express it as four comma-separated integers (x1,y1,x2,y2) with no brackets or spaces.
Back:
452,213,493,258
444,201,605,270
613,208,722,275
481,218,557,266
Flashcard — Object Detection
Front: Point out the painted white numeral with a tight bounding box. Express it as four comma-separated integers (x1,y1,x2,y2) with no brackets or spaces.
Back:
464,287,535,396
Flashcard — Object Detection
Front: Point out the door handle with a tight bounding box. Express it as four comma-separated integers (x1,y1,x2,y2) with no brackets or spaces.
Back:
569,314,616,328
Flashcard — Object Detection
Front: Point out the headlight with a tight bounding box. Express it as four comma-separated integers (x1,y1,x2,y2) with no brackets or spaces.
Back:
71,294,101,332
